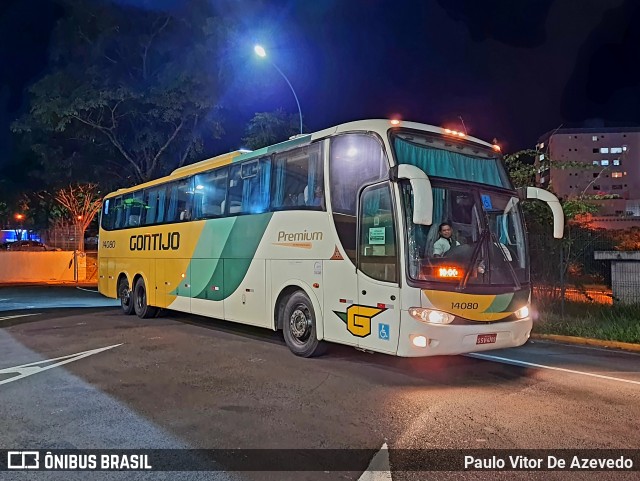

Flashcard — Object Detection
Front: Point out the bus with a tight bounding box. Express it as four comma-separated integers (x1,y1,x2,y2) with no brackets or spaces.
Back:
98,119,564,358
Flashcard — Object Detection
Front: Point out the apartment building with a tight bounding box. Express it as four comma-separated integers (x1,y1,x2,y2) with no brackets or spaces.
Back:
536,127,640,219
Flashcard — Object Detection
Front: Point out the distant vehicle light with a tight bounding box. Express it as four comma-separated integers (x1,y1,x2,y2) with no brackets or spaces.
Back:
390,119,400,125
444,128,452,134
493,144,501,151
457,132,466,137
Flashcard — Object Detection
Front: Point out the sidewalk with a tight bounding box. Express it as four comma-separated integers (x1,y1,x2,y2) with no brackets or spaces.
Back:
530,333,640,353
0,281,98,288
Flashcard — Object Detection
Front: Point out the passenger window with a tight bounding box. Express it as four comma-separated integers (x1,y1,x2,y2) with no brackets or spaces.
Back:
193,168,228,218
166,178,193,222
225,159,271,215
330,134,387,215
272,143,324,210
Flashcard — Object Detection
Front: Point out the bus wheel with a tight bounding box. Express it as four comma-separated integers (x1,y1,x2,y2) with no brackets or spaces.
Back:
118,277,134,315
281,291,326,358
133,278,158,319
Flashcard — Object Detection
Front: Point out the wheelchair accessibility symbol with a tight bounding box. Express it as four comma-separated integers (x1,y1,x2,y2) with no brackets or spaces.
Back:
378,323,390,341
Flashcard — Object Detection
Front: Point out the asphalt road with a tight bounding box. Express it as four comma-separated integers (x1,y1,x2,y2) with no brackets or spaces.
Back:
1,287,639,480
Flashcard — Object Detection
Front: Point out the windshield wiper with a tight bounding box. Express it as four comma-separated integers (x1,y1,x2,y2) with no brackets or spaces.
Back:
457,228,489,290
487,227,521,290
457,228,521,290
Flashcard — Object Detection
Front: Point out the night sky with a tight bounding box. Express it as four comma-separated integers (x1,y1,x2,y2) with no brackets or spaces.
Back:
1,0,639,167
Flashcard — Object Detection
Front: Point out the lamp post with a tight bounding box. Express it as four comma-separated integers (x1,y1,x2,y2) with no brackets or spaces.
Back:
254,45,303,135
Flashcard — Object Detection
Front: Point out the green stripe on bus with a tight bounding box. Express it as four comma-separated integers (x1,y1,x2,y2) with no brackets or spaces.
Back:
192,213,273,301
483,293,514,313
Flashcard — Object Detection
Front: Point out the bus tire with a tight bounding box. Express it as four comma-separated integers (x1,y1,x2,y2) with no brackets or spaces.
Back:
133,278,158,319
281,291,326,358
118,277,135,315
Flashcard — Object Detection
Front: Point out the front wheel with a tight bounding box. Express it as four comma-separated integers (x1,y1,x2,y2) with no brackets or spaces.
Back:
281,291,326,358
118,277,134,315
133,278,159,319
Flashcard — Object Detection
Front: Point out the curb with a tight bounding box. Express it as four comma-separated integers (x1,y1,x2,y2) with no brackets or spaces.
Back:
531,333,640,353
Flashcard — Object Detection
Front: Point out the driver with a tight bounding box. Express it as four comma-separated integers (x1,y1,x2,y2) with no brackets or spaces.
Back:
433,222,460,257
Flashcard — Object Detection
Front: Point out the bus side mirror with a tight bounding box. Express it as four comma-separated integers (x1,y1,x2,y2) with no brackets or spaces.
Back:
517,187,564,239
390,164,433,225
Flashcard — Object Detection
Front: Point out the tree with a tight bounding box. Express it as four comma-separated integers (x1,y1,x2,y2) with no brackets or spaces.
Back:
54,183,103,252
13,0,235,185
242,109,302,150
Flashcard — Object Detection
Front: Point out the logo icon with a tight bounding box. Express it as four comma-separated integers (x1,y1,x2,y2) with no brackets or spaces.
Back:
334,304,386,338
378,323,390,340
8,451,39,469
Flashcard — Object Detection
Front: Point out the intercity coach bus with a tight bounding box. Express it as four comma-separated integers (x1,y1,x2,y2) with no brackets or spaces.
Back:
98,119,564,357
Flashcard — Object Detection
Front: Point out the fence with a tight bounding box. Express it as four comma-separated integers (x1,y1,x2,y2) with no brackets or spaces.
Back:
529,225,640,309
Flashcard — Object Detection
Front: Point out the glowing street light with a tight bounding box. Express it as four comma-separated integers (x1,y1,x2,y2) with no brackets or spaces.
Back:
254,44,303,135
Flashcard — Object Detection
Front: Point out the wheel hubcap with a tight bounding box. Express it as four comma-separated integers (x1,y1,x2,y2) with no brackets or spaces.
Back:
120,286,130,306
289,305,311,342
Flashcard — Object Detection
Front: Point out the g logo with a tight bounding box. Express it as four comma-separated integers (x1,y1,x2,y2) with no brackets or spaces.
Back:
334,305,386,338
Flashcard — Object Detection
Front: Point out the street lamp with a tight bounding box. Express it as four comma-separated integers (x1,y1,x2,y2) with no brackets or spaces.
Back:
254,44,303,135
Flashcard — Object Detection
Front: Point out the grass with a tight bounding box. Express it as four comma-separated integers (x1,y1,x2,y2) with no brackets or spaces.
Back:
533,301,640,344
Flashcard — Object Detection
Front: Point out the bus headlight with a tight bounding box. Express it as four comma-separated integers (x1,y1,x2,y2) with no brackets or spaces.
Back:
514,305,530,319
408,308,454,325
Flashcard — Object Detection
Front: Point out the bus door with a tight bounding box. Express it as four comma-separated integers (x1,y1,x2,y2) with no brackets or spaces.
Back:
356,183,400,354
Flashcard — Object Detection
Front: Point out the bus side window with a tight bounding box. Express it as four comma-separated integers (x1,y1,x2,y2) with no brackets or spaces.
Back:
165,179,193,222
193,167,228,218
227,165,244,214
271,143,323,210
330,134,388,263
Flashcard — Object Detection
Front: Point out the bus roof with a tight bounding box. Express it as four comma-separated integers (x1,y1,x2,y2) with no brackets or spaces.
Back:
104,119,496,199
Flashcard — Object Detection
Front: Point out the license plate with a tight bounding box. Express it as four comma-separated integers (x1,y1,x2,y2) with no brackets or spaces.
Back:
476,333,497,345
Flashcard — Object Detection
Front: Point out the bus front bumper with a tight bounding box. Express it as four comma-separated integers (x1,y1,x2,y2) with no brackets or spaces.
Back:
396,310,532,357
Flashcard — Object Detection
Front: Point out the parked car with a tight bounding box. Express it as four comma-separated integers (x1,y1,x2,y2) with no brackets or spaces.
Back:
7,240,60,251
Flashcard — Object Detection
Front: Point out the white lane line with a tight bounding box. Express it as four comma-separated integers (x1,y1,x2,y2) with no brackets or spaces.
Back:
467,352,640,386
357,443,392,481
0,298,10,302
0,313,40,321
0,344,122,386
75,287,100,293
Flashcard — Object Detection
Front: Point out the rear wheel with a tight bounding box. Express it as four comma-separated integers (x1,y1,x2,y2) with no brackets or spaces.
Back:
281,291,326,358
133,278,159,319
118,277,134,315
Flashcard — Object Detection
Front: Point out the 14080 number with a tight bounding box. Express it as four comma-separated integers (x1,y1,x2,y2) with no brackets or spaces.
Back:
451,302,479,310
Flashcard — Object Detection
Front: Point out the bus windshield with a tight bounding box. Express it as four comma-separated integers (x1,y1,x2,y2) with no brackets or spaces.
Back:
401,182,529,288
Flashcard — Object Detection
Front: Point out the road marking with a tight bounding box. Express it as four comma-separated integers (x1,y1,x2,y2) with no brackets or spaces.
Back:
0,344,122,386
358,443,392,481
75,287,100,293
0,313,40,321
467,353,640,386
0,298,10,302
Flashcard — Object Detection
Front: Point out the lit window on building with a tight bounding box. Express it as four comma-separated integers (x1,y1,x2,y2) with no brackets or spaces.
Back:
613,159,620,165
611,147,623,153
601,160,609,166
623,146,627,151
600,147,609,154
592,136,598,141
612,172,623,178
593,160,599,165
